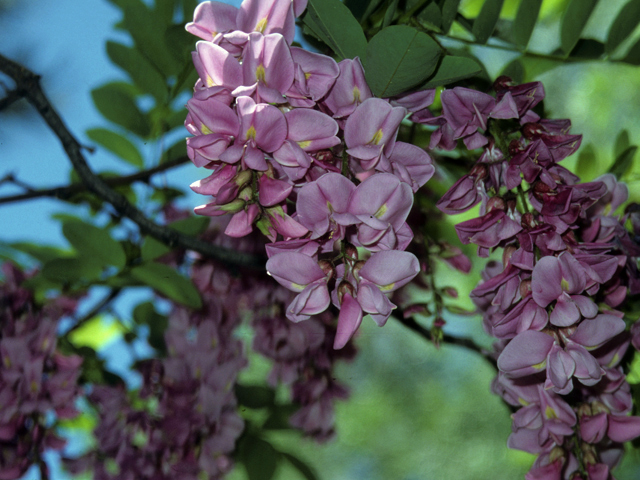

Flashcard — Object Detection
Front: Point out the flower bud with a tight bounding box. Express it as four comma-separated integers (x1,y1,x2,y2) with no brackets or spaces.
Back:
337,281,356,305
521,212,536,229
238,186,253,202
519,279,531,299
352,260,366,280
486,196,506,212
502,245,516,267
577,403,592,418
522,122,543,140
344,243,359,261
469,163,488,180
317,260,335,279
508,139,522,156
493,75,512,93
235,169,253,188
549,446,565,463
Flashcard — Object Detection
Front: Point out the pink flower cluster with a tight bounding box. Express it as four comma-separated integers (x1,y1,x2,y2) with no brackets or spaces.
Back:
184,0,434,348
0,263,83,480
436,77,640,479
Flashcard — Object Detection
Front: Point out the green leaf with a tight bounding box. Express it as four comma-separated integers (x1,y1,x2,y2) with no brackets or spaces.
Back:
68,315,126,351
130,263,202,308
569,39,604,59
623,36,640,64
86,128,144,168
575,144,599,181
512,0,542,48
421,55,482,88
91,83,151,138
614,130,631,158
471,0,505,44
262,404,299,430
560,0,599,54
360,0,386,23
606,0,640,54
608,145,637,179
132,302,168,352
281,453,319,480
417,2,442,30
141,217,208,262
107,0,181,77
240,436,279,480
441,0,462,33
364,25,441,97
500,58,524,84
62,219,127,269
41,257,103,283
235,384,276,409
7,242,68,264
383,0,399,28
106,41,167,102
303,0,368,60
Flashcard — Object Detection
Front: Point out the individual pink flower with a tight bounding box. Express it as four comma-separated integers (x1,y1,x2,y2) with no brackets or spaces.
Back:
322,57,372,118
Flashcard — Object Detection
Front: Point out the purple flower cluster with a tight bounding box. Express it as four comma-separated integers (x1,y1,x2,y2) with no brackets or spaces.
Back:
185,0,435,348
0,263,82,480
436,77,640,479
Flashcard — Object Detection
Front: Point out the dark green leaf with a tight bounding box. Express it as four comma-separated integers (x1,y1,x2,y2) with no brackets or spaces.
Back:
165,24,195,66
133,302,168,352
560,0,599,54
471,0,505,44
86,128,144,167
62,220,127,269
418,2,442,30
512,0,542,48
383,0,399,28
360,0,386,23
364,25,441,97
614,130,631,158
281,453,319,480
263,404,299,430
7,242,68,264
240,436,279,480
141,217,209,261
41,257,103,283
91,83,151,138
106,41,167,102
606,0,640,54
130,263,202,308
162,138,188,163
421,55,482,88
441,0,461,33
235,384,276,409
303,0,368,60
344,0,372,21
609,145,637,179
107,0,181,77
623,36,640,64
500,58,524,84
569,39,604,59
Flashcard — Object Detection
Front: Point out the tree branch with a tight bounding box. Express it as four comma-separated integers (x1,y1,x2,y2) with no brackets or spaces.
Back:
0,87,22,111
64,288,121,336
0,53,265,270
0,156,189,206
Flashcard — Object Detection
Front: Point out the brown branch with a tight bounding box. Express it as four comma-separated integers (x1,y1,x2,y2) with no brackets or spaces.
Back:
0,156,189,206
394,314,497,368
0,87,22,111
0,53,265,270
64,288,121,336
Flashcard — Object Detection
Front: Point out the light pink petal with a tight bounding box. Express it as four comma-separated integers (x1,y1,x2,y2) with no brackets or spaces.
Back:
266,252,325,291
497,330,555,377
334,292,363,349
358,250,420,291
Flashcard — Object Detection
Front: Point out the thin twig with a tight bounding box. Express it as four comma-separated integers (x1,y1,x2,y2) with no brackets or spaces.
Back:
0,88,22,111
65,288,121,336
0,156,189,206
0,53,265,270
394,314,497,368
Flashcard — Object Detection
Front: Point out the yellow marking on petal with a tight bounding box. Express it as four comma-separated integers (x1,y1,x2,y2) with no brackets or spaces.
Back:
545,406,557,419
531,359,546,370
304,72,312,80
608,353,620,368
206,74,216,87
298,140,311,149
371,129,384,145
291,282,305,291
560,278,570,292
374,203,388,218
201,124,213,135
256,17,268,33
30,381,39,393
247,125,257,140
518,397,529,407
379,282,395,292
256,64,267,84
353,87,361,103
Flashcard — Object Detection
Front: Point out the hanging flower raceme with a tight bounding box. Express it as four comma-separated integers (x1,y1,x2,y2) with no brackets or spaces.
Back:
436,76,640,479
184,0,434,349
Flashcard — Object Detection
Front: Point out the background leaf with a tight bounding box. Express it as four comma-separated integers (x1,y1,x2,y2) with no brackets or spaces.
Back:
421,55,483,88
471,0,505,45
91,83,151,138
608,145,637,179
606,0,640,55
68,315,126,351
303,0,368,60
441,0,462,34
512,0,542,49
62,219,127,269
86,128,144,167
130,262,202,308
106,41,167,102
364,25,441,97
560,0,599,55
